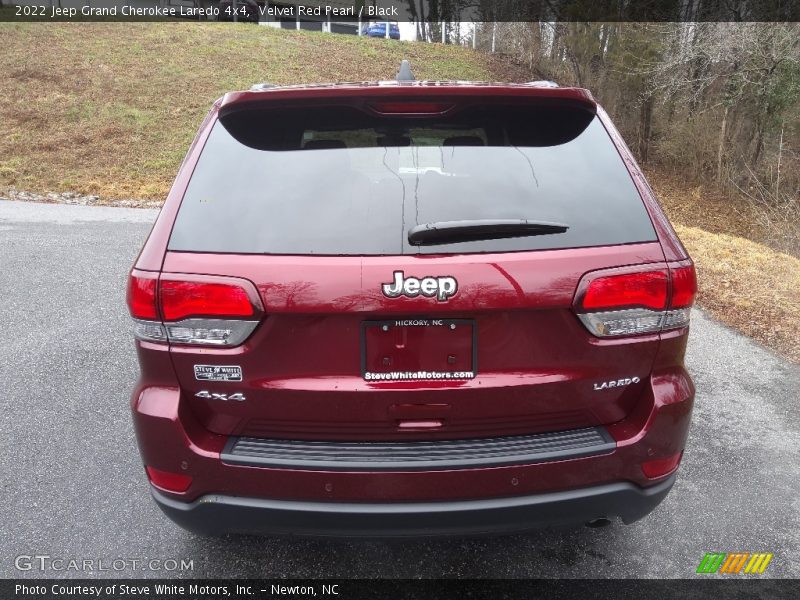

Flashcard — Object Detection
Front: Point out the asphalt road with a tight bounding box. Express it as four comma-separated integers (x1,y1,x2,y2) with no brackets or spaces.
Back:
1,199,798,579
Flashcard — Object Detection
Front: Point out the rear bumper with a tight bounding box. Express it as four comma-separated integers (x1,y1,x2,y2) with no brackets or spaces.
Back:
132,364,693,536
152,474,676,537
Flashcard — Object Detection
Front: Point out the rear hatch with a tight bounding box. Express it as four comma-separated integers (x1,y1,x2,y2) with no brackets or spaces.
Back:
161,89,665,440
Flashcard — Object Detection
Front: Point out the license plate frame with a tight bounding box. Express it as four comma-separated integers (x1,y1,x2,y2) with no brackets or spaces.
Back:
360,318,478,382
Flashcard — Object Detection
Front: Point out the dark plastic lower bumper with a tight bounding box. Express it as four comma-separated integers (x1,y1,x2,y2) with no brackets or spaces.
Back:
152,473,676,537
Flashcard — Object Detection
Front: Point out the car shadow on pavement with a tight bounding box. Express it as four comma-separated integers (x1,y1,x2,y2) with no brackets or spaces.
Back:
172,523,617,578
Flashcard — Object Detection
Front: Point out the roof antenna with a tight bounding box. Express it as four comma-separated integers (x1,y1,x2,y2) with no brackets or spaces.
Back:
396,60,415,82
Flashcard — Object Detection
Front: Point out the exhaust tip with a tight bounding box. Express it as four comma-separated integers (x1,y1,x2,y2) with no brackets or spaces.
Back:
585,517,612,528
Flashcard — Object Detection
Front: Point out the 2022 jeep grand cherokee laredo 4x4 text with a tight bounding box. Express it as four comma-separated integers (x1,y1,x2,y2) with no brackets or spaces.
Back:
127,75,696,537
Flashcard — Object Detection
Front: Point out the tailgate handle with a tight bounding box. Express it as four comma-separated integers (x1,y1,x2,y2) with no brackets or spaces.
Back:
389,403,451,419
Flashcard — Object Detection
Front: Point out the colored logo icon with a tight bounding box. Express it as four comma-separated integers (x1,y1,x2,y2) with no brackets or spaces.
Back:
697,552,773,574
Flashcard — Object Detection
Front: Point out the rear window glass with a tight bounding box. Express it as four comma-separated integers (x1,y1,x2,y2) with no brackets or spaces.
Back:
168,104,656,255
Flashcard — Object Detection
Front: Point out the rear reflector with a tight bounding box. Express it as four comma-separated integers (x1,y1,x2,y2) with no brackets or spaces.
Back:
160,280,255,321
575,263,696,337
145,466,192,493
126,274,158,320
641,451,683,479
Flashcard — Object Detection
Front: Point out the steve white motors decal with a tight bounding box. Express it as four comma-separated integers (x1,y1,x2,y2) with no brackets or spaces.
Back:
194,365,242,382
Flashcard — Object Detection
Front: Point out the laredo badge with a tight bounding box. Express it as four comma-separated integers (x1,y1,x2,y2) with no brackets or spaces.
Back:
194,365,243,382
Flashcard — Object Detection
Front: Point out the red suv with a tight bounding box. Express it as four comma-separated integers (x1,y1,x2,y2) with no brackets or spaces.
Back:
127,71,696,536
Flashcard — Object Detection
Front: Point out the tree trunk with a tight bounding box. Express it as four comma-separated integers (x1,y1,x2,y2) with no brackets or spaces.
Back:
716,104,729,183
408,0,427,41
751,120,764,167
775,120,784,197
638,96,653,164
550,23,561,60
599,23,609,61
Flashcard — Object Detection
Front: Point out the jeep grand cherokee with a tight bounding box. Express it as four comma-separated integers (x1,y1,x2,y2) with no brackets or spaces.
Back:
127,72,696,536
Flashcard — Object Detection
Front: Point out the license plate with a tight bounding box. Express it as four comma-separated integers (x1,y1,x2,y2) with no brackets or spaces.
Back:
361,318,477,382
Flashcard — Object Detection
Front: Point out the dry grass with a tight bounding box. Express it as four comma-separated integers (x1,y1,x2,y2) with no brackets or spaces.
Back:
651,173,799,363
0,22,528,199
675,225,800,364
648,170,799,257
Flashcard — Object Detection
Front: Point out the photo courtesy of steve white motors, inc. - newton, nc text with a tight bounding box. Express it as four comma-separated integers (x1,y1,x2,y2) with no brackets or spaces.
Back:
1,0,800,599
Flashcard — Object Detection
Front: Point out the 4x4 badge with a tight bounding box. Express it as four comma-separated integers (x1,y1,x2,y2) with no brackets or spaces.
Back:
195,391,246,402
382,270,458,302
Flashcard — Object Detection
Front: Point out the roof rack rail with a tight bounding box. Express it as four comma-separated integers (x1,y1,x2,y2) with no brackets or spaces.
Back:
396,60,415,82
250,83,277,91
525,80,559,88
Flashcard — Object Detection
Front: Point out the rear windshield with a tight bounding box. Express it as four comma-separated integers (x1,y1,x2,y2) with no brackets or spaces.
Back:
168,103,656,255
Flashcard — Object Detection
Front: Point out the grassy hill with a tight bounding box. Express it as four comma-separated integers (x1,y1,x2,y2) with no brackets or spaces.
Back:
0,22,528,199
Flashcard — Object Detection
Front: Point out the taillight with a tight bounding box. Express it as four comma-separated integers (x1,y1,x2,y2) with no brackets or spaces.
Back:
160,280,255,321
126,271,262,347
670,265,697,308
126,273,158,320
581,271,668,311
127,272,167,342
574,262,696,337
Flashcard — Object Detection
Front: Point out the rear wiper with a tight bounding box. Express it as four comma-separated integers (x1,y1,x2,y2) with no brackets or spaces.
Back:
407,219,569,246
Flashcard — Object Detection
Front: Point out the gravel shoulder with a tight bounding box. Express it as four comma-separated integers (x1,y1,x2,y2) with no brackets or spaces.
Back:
2,188,162,209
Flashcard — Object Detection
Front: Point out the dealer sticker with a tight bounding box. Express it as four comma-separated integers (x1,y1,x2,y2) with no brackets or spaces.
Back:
194,365,243,382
